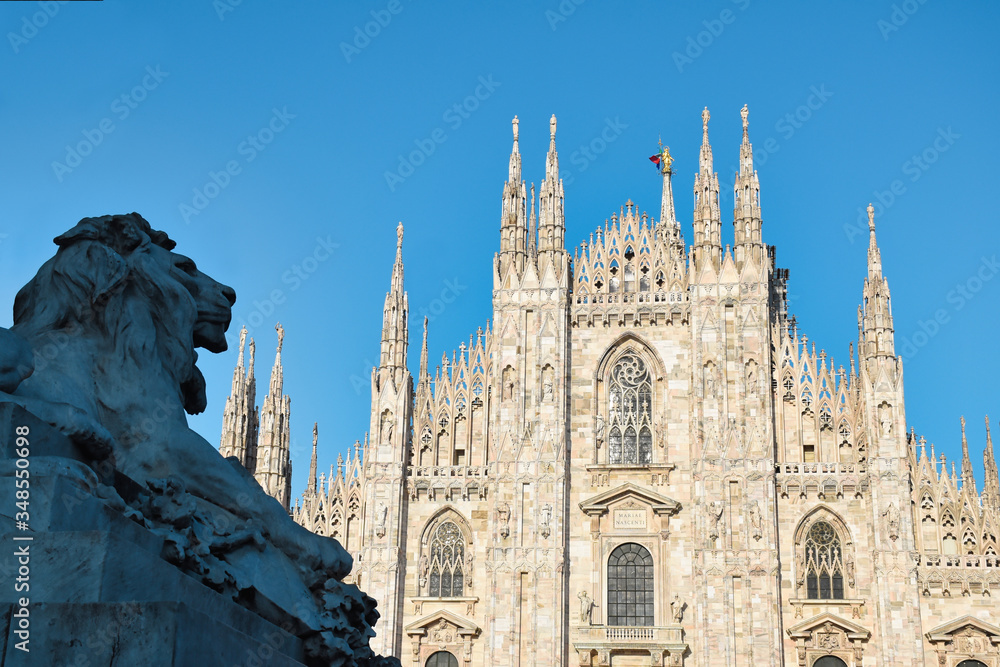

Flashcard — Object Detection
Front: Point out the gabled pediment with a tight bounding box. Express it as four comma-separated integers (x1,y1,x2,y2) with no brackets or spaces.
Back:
404,609,480,637
787,613,870,641
579,482,680,517
925,615,1000,644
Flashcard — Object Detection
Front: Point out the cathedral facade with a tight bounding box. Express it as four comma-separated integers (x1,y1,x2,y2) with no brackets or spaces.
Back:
225,109,1000,667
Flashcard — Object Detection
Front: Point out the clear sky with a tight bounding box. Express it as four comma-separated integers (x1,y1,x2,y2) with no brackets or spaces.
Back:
2,1,998,496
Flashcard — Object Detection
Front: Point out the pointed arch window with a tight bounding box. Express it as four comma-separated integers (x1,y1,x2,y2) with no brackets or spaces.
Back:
804,521,845,600
607,354,653,465
428,521,465,597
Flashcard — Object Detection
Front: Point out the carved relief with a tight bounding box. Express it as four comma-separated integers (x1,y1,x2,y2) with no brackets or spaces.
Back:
883,503,900,542
707,500,724,541
748,499,763,542
539,503,552,538
497,502,511,539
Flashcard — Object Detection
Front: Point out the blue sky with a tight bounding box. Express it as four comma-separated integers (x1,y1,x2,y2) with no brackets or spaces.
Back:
2,1,998,494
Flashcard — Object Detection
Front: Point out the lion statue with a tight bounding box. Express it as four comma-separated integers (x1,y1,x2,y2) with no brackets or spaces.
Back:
1,213,395,666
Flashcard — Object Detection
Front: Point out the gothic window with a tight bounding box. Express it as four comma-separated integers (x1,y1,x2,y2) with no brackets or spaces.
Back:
428,521,465,597
813,658,848,667
607,354,653,465
426,651,459,667
607,543,654,626
804,521,845,600
956,662,988,667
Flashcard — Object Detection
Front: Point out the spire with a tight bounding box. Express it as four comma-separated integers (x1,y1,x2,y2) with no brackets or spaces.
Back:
859,204,895,361
219,325,259,473
734,104,763,265
418,316,429,384
537,114,566,263
256,324,292,511
379,223,409,388
528,183,537,258
960,416,976,492
307,422,318,496
693,107,721,270
984,415,1000,510
499,116,527,277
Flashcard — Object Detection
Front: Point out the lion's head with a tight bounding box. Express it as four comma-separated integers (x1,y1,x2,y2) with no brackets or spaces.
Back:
12,213,236,414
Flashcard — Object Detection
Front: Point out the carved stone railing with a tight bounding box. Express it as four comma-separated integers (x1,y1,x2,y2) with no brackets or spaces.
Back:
777,462,866,475
408,465,491,479
917,553,1000,568
406,465,491,502
573,625,684,644
776,462,868,500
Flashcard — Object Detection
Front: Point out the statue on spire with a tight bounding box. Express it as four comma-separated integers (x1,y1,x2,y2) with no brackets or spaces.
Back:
512,115,519,142
867,203,875,232
702,107,710,134
550,114,557,140
396,221,404,250
741,104,749,133
275,322,284,353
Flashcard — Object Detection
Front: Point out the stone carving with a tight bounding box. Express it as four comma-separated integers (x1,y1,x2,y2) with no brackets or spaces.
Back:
879,403,892,436
745,359,758,396
595,413,606,448
540,502,553,538
542,364,554,402
845,549,857,587
578,590,596,625
502,365,516,401
708,500,725,541
670,593,685,623
375,501,388,538
883,502,900,541
381,410,394,443
419,555,429,589
749,499,763,541
497,501,511,539
0,214,397,666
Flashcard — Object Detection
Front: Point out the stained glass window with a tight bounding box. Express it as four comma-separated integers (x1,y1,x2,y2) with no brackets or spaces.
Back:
607,354,653,464
428,521,465,597
607,543,654,626
804,521,845,600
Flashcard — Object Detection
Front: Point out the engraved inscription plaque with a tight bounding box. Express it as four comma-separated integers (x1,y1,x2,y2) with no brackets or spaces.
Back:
613,509,647,530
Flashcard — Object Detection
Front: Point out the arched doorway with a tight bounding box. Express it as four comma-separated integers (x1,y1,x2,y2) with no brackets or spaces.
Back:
812,657,847,667
425,650,458,667
956,660,988,667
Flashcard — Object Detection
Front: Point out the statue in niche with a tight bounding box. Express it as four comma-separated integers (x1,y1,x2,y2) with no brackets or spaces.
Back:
745,360,758,396
705,363,717,397
539,503,552,538
497,501,511,539
670,593,685,623
879,403,893,436
542,365,554,402
578,590,596,625
748,500,763,542
707,500,725,541
595,413,606,448
375,501,388,538
0,213,393,666
381,410,394,443
883,503,900,542
419,555,429,589
502,366,516,401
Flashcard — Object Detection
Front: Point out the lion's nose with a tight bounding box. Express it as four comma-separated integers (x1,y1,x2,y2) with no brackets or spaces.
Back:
221,284,236,306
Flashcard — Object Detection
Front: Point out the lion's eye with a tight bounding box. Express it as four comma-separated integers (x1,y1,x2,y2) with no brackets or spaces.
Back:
176,259,198,275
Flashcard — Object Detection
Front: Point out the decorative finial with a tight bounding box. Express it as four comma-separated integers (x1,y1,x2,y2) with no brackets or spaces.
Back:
740,104,749,132
867,203,875,232
702,107,710,132
550,114,557,140
512,115,519,142
396,221,404,249
275,322,284,353
313,422,318,443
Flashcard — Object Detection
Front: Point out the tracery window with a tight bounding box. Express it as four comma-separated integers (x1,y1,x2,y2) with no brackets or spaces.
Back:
428,521,465,597
804,521,845,600
607,543,654,626
607,354,653,465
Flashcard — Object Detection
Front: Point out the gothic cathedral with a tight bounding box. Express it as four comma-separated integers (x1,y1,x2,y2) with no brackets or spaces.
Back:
222,108,1000,667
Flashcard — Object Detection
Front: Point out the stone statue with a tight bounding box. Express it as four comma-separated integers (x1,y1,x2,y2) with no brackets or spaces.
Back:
749,499,763,542
883,502,900,542
539,503,552,538
670,593,685,623
578,590,596,625
708,500,724,541
0,213,396,666
497,501,511,539
879,403,892,436
595,413,606,448
375,501,388,538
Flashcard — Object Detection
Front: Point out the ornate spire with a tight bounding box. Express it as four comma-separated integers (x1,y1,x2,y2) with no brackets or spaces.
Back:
256,324,292,510
499,116,527,276
219,325,259,473
960,416,976,493
418,316,429,385
984,415,1000,510
859,204,895,360
693,107,721,270
307,422,318,496
538,114,566,261
734,104,763,263
379,223,409,388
